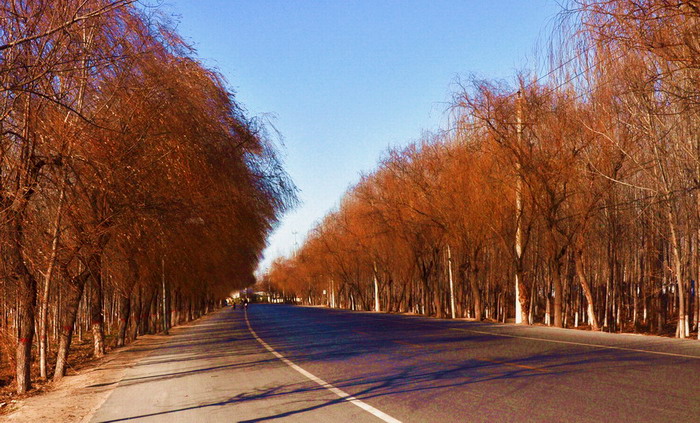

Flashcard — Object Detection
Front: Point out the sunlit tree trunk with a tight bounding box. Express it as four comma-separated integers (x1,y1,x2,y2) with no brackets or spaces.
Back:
447,245,456,319
39,188,65,378
372,262,381,312
574,239,600,331
666,203,687,338
89,255,105,357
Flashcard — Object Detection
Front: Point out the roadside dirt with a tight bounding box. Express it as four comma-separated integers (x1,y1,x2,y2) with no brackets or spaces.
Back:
3,333,170,422
0,337,96,415
1,312,222,423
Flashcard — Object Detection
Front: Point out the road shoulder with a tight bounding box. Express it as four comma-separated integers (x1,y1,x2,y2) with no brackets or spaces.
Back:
5,316,212,422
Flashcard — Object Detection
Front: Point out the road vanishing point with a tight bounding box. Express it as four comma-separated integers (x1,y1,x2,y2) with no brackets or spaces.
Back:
88,304,700,422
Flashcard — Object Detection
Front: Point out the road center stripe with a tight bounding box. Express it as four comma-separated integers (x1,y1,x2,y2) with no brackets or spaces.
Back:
245,310,402,423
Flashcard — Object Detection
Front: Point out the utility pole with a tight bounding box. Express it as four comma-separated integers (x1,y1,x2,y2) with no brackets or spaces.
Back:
515,90,524,325
447,245,456,319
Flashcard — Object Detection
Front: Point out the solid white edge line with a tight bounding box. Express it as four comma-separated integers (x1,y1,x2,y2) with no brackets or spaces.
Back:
453,327,700,359
244,309,402,423
359,314,700,360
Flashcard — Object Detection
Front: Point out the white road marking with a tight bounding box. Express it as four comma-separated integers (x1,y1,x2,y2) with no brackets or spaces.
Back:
359,313,700,360
449,327,700,360
244,309,402,423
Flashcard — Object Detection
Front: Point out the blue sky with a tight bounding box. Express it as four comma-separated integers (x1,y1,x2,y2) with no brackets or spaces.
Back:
164,0,562,272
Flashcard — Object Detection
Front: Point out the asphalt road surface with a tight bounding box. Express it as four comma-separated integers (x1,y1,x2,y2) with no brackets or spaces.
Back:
90,304,700,422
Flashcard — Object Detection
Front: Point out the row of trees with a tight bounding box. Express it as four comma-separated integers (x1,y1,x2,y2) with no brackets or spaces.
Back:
266,1,700,340
0,0,295,394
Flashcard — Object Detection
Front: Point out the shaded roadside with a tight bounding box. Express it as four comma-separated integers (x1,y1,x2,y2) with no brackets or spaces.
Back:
4,312,220,422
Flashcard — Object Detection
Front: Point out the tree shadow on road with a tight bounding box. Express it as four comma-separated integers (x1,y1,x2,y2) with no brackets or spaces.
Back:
93,346,669,422
93,306,694,422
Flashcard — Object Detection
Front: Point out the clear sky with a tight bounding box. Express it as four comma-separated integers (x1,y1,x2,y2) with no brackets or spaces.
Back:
164,0,563,273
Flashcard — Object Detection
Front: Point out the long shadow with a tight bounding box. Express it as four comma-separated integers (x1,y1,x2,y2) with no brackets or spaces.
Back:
95,384,320,422
95,356,550,422
86,357,279,388
95,345,669,423
237,346,684,422
96,305,697,422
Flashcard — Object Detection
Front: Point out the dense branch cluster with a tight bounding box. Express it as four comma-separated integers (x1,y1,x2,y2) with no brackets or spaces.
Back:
267,0,700,341
0,0,295,393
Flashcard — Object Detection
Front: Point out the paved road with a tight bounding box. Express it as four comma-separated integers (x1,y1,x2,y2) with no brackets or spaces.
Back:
91,304,700,422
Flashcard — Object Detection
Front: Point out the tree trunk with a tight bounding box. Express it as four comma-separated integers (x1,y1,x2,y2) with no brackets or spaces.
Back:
15,273,37,394
161,257,169,335
89,255,105,357
373,263,380,312
12,218,38,394
131,285,142,341
574,240,600,330
447,246,456,319
54,270,89,380
516,268,530,324
116,293,131,347
467,268,482,321
666,205,687,338
553,261,563,328
140,289,155,335
39,188,65,379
